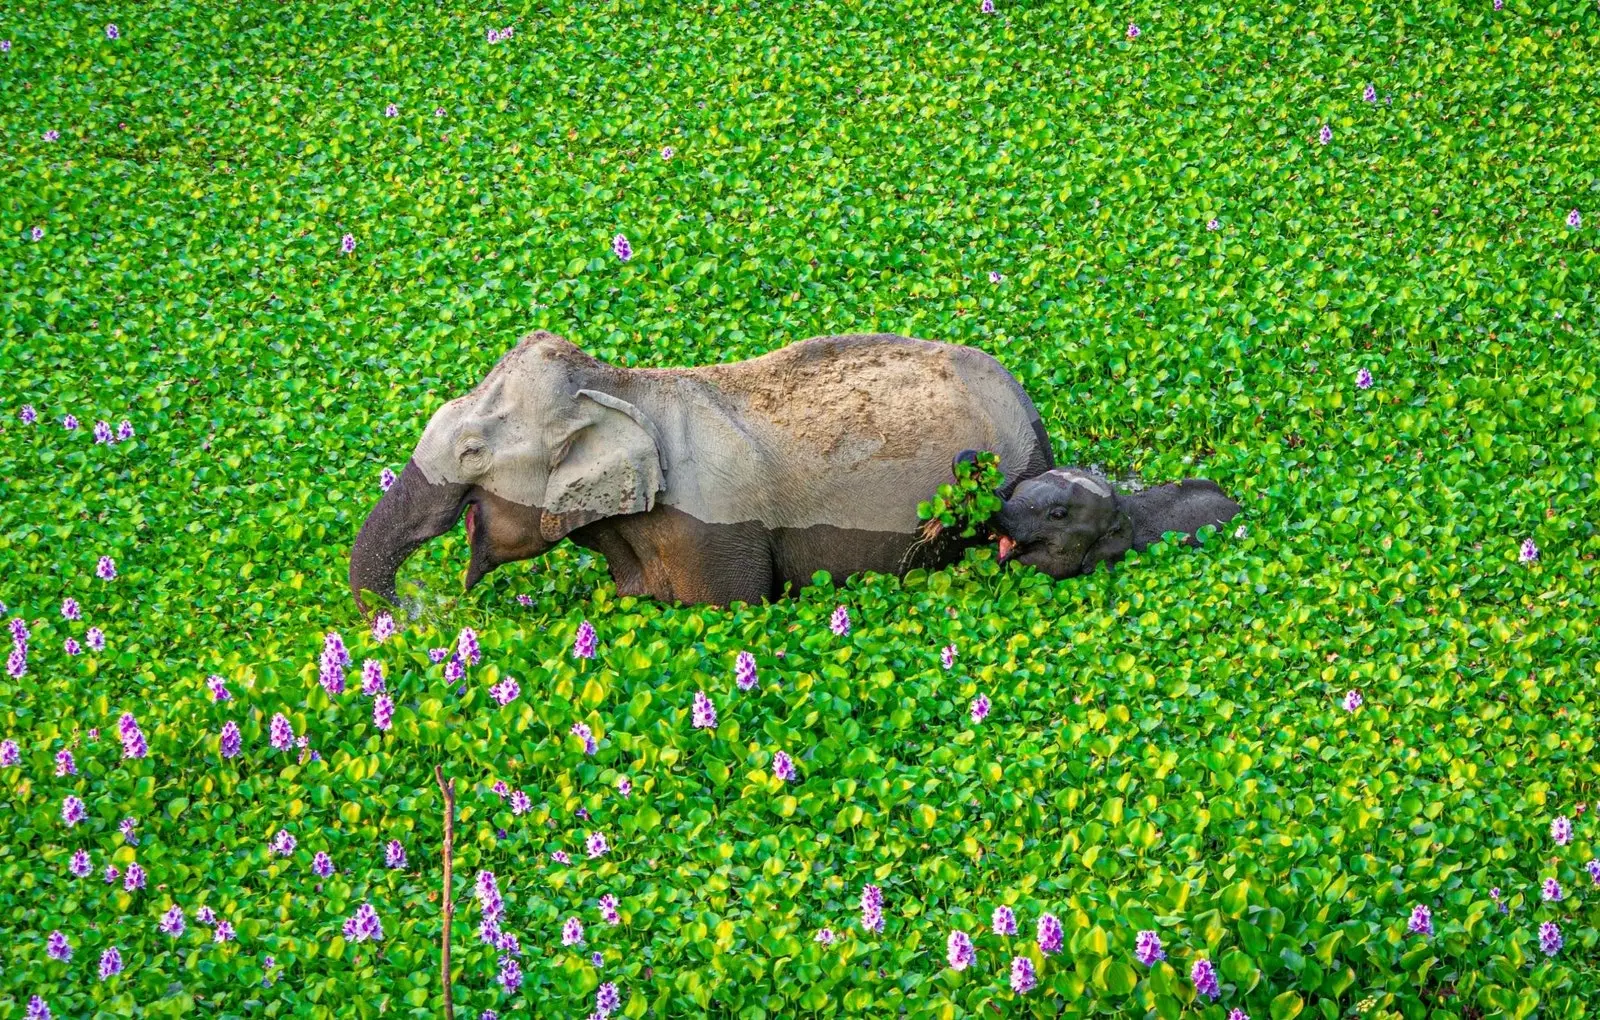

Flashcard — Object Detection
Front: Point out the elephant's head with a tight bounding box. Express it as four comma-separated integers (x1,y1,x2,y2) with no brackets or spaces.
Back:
349,333,665,612
992,468,1129,579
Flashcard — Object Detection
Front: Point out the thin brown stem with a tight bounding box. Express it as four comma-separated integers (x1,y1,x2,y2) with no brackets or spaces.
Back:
436,765,456,1019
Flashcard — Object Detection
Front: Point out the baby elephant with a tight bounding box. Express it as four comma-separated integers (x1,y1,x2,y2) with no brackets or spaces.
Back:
993,467,1241,579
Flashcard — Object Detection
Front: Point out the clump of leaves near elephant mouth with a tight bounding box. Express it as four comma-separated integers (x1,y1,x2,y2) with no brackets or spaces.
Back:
916,450,1005,542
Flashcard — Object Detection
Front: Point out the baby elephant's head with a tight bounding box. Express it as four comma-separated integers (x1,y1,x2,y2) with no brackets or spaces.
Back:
993,469,1241,579
993,469,1127,579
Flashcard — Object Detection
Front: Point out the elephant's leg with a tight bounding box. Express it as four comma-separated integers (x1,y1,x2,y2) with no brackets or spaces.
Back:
569,525,650,597
611,506,777,606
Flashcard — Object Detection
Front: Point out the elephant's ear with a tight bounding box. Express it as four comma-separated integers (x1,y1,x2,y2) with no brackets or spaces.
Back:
539,389,665,543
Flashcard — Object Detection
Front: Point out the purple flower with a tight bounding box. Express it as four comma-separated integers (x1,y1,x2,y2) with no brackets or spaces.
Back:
372,612,396,645
86,627,105,651
20,404,36,423
356,660,383,695
587,831,609,858
214,920,236,943
1126,22,1140,39
1343,689,1363,712
69,849,91,877
116,420,133,441
1364,83,1378,103
1569,209,1583,229
572,620,599,660
1520,538,1540,563
384,104,399,118
591,951,604,967
0,739,17,766
1207,218,1220,230
571,722,597,754
550,848,569,863
860,884,885,933
159,905,185,937
617,776,631,796
596,982,621,1015
516,594,533,606
991,905,1017,936
324,630,350,667
491,780,509,798
93,420,113,444
1010,955,1037,993
64,637,82,656
46,930,71,961
773,750,796,782
9,616,28,643
692,690,717,730
1551,816,1573,845
735,650,758,690
106,24,119,39
510,790,531,814
435,106,446,117
1586,859,1600,884
815,927,835,945
830,605,850,636
444,655,464,683
487,28,501,42
61,597,81,621
981,0,996,13
429,647,448,663
5,646,24,678
219,721,241,758
119,713,147,758
1037,913,1063,954
1319,124,1333,145
1356,367,1373,390
342,903,384,942
970,694,991,723
941,644,956,669
386,840,407,869
319,653,346,695
124,862,146,890
374,693,394,731
1408,904,1433,935
120,817,138,844
1193,958,1221,1000
312,851,334,877
456,626,480,666
341,233,356,255
1135,929,1165,965
497,956,523,992
612,233,633,262
270,829,296,856
661,146,675,159
947,929,975,970
44,129,60,143
476,870,504,921
0,41,10,53
196,906,216,925
1494,0,1503,7
270,713,294,750
1228,1010,1250,1020
379,467,397,492
29,226,43,242
62,796,86,826
97,555,116,580
1542,878,1562,902
490,678,520,706
562,916,585,946
1539,921,1563,956
98,946,123,980
208,675,231,701
481,1013,499,1020
599,893,620,924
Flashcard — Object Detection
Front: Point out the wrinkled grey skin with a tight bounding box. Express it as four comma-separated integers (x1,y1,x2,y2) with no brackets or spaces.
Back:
993,468,1241,579
351,330,1054,610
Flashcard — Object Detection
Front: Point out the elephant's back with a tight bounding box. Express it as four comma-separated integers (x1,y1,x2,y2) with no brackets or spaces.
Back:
664,333,1052,534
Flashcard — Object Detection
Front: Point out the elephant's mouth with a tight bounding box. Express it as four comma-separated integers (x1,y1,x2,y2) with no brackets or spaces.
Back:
462,499,495,591
996,535,1019,563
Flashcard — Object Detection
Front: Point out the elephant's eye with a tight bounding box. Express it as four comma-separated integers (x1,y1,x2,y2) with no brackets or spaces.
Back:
457,439,489,467
1048,507,1068,520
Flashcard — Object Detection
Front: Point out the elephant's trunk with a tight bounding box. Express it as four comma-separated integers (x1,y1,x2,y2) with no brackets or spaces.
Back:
350,458,471,614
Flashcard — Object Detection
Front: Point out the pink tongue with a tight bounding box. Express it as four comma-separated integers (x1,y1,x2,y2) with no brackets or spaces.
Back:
464,503,477,545
997,536,1017,562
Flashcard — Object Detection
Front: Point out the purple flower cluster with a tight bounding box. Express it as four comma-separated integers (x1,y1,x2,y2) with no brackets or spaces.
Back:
62,795,86,826
1520,538,1540,563
562,916,585,946
1569,209,1583,230
94,420,113,444
120,817,138,844
387,840,407,869
159,905,185,937
510,790,531,814
320,632,348,694
991,905,1017,936
118,712,148,759
692,691,717,730
61,597,81,621
0,739,18,766
371,611,396,644
735,650,758,691
772,751,796,782
946,929,975,970
1356,367,1373,390
270,829,296,856
476,869,505,943
1551,816,1572,845
55,749,75,775
1408,904,1432,935
860,884,885,934
374,693,394,731
941,644,956,669
1587,859,1600,885
27,996,50,1020
98,946,123,980
595,981,621,1016
207,675,231,701
124,863,146,891
1036,913,1063,954
574,620,597,659
815,927,835,945
1010,955,1036,993
599,893,620,925
215,920,236,943
362,659,385,695
19,404,35,423
571,722,597,754
456,626,481,666
612,233,633,262
378,467,397,492
830,605,850,636
86,627,105,651
69,849,91,877
1135,929,1165,965
497,956,522,992
312,851,334,878
617,775,632,797
1539,921,1563,956
490,677,520,706
1193,958,1221,1000
1542,878,1562,902
970,694,991,723
270,713,294,750
46,930,71,961
215,720,241,759
97,556,117,580
343,903,384,942
586,831,609,858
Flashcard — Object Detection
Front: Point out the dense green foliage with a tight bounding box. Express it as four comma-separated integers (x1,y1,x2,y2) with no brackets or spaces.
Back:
918,451,1006,540
4,1,1600,1017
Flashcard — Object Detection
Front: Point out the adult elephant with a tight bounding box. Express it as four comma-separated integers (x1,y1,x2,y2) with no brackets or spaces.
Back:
350,330,1053,610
